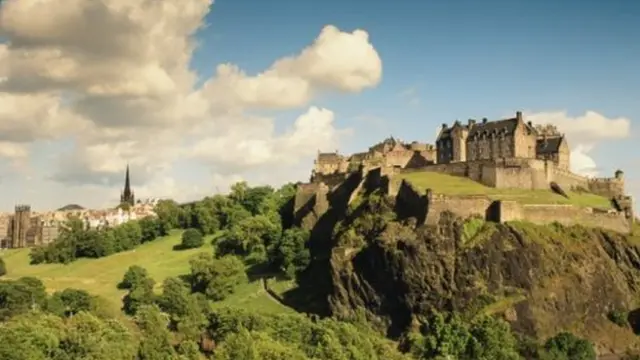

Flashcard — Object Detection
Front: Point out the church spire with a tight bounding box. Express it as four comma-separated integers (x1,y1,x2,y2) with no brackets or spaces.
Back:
120,164,135,207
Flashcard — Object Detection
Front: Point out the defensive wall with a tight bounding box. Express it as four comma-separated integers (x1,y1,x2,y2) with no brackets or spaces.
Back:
294,163,632,234
397,158,625,198
391,179,632,234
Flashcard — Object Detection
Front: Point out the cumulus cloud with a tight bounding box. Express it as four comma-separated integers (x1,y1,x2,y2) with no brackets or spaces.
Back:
525,110,632,176
0,0,382,208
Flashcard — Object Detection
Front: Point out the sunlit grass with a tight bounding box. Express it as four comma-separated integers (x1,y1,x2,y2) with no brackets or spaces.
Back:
0,230,293,315
399,171,611,208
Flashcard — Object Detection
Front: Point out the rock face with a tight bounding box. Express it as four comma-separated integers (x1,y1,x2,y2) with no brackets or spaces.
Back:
324,192,640,351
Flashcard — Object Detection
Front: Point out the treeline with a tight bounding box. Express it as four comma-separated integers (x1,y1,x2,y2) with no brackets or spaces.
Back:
29,215,164,264
29,181,308,280
0,275,608,360
155,182,310,279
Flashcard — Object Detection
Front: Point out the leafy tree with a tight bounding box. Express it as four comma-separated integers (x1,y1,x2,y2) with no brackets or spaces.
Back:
181,228,204,249
119,265,150,289
0,277,48,319
0,310,137,360
139,216,162,242
136,304,178,360
0,257,6,277
190,200,221,235
465,315,521,360
189,253,247,301
123,277,156,315
52,288,96,317
155,199,183,233
269,227,310,279
217,215,281,265
541,332,596,360
405,311,470,359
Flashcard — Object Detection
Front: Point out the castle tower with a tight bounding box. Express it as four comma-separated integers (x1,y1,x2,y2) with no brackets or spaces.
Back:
120,164,135,207
12,205,31,248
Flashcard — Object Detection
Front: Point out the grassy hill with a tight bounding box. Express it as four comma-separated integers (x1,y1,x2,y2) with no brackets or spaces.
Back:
399,171,612,208
0,230,294,316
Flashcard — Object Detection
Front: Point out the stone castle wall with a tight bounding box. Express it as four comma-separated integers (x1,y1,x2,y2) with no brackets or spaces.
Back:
397,158,624,199
425,193,492,226
588,177,625,198
385,176,632,234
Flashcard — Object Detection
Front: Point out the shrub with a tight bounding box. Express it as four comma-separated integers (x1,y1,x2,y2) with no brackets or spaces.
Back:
543,332,596,360
119,265,150,290
607,309,628,327
180,229,204,250
0,257,6,277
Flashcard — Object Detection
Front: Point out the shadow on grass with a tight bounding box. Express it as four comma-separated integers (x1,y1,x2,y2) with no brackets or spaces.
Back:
172,243,204,251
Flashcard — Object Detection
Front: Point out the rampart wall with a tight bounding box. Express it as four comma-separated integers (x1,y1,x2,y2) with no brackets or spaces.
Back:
588,177,625,198
517,203,629,233
551,167,589,190
398,158,627,199
387,181,631,233
425,194,493,225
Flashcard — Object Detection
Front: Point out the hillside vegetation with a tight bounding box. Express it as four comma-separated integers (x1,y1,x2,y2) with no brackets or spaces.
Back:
0,179,635,359
319,188,640,357
399,171,612,208
1,231,292,316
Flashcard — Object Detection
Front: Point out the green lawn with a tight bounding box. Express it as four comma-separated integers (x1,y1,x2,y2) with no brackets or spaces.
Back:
399,171,612,208
0,230,293,315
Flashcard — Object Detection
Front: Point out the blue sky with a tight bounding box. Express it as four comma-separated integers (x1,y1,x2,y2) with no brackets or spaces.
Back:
0,0,638,211
197,0,638,158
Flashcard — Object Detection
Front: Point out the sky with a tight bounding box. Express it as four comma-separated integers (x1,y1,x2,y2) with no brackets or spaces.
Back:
0,0,638,212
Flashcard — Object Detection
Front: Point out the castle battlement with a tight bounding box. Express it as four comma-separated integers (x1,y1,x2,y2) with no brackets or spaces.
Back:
297,111,632,234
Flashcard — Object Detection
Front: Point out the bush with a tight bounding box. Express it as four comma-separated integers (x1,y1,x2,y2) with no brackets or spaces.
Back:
542,332,596,360
180,229,204,250
0,257,6,277
607,309,628,327
119,265,150,290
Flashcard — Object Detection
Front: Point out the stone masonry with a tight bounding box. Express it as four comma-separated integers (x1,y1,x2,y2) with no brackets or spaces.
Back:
295,111,634,233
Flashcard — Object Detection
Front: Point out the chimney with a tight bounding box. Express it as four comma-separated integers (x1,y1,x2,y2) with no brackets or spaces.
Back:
441,123,448,129
516,111,523,122
482,117,488,124
468,119,476,127
527,121,532,127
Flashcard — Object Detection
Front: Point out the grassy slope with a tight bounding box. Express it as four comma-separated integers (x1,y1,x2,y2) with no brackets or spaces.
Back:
400,171,611,208
0,230,293,315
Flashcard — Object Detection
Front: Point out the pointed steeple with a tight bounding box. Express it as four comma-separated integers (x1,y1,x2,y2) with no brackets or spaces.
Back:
124,164,131,196
120,164,135,206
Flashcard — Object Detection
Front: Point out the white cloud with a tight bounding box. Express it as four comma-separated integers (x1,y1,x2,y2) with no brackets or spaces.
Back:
525,110,632,176
0,0,382,209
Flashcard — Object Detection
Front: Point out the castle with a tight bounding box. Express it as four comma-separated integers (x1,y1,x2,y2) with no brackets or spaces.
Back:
296,111,634,233
0,166,155,249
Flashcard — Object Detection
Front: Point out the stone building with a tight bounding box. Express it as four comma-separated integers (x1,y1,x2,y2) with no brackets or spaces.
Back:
0,205,59,248
312,137,436,181
435,111,568,169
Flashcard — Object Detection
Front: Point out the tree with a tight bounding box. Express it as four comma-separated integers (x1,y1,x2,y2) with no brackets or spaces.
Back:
53,288,96,317
0,310,137,360
154,199,183,233
180,228,204,250
0,257,6,277
269,227,310,279
0,277,48,319
217,215,281,265
139,216,161,242
542,332,596,360
122,277,156,315
136,304,178,360
189,253,247,301
119,265,150,290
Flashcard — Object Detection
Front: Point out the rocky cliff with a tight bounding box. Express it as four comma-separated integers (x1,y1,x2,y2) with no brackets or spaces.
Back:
308,190,640,355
